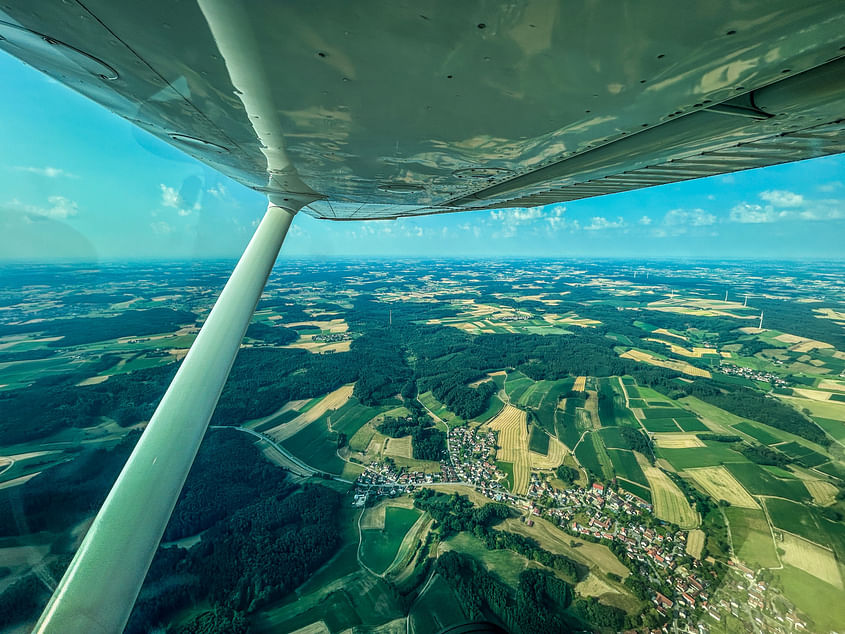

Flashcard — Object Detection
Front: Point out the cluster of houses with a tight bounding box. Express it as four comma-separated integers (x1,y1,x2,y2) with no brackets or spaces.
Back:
718,363,789,387
708,562,809,633
313,332,350,343
446,426,502,486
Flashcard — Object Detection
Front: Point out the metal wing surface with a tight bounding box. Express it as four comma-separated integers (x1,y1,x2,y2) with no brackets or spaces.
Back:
1,1,844,220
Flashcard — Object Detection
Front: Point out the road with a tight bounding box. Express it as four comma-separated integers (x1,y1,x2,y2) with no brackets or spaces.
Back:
211,425,354,484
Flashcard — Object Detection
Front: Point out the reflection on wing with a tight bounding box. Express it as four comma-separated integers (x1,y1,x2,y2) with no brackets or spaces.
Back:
0,1,844,219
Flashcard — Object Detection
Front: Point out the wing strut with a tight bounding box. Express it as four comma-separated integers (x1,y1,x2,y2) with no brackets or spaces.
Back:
35,201,298,634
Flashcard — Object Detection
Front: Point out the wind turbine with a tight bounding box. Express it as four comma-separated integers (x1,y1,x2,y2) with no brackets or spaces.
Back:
759,312,764,329
724,290,728,302
744,294,748,307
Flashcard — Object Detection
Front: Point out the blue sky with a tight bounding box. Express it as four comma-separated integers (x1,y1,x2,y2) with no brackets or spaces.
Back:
1,51,843,261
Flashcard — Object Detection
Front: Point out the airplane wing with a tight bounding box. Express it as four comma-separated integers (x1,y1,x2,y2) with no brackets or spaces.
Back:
1,1,844,220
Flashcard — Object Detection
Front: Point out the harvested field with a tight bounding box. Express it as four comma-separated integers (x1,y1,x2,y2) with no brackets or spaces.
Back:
384,435,413,459
530,435,567,470
686,529,706,559
573,376,587,392
620,349,711,378
779,532,843,589
487,405,530,495
685,466,759,509
654,434,705,449
636,453,698,528
267,384,354,441
804,480,838,507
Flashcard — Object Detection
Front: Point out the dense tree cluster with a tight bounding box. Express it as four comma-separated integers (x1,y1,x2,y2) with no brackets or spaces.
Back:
414,490,582,582
0,307,197,347
436,551,573,634
739,443,791,468
555,464,579,485
683,381,829,446
0,430,141,536
244,321,298,345
613,427,655,461
698,434,742,443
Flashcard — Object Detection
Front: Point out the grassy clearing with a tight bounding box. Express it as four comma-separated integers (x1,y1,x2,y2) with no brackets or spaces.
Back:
724,507,779,568
418,391,465,427
496,460,514,491
504,371,534,403
685,466,759,508
360,506,422,574
617,479,652,503
804,479,838,506
813,416,845,442
640,418,681,432
471,394,504,423
574,433,602,479
282,413,346,475
530,435,567,470
444,532,531,586
384,435,413,459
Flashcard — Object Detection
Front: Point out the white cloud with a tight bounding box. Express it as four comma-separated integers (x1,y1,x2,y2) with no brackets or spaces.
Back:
150,221,172,235
207,184,227,199
14,166,76,178
759,190,804,207
729,203,780,223
5,195,79,221
160,184,201,217
584,216,626,231
638,215,652,225
160,184,180,208
818,181,842,193
663,208,716,227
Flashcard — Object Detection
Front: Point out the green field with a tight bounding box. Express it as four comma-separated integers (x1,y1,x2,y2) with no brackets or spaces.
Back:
618,479,652,503
658,441,749,470
574,434,603,480
640,418,681,432
497,460,515,491
641,407,688,419
504,371,534,402
253,409,298,433
419,391,465,427
724,507,779,568
445,532,532,586
283,414,346,474
519,379,555,408
774,565,845,633
360,506,422,574
330,398,392,436
734,421,780,445
409,573,467,634
765,498,823,545
813,417,845,442
775,441,829,468
528,424,550,455
608,449,649,487
674,417,709,432
472,394,504,423
598,427,630,450
724,463,810,501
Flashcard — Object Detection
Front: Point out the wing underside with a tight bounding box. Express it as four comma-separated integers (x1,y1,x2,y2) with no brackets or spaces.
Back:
0,1,843,219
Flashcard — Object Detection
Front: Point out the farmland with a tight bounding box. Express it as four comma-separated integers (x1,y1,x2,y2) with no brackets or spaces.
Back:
487,405,530,495
359,506,423,574
723,507,780,569
636,453,698,528
685,466,759,508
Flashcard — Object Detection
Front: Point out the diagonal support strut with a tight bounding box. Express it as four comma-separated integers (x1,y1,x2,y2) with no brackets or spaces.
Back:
35,202,298,633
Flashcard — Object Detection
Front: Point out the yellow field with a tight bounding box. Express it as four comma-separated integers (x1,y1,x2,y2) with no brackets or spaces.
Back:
487,405,530,495
636,453,699,528
653,434,705,449
646,338,714,358
804,480,839,506
573,376,587,391
777,395,845,421
384,435,413,459
530,436,567,470
686,529,706,559
779,532,843,589
653,328,687,341
818,379,845,392
620,349,711,378
685,466,759,509
267,384,354,441
792,388,836,402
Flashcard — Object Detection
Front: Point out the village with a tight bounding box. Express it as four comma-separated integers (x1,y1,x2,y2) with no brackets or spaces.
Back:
718,362,790,387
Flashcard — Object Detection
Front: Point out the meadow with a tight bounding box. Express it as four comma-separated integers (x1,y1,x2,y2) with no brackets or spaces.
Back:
359,506,423,574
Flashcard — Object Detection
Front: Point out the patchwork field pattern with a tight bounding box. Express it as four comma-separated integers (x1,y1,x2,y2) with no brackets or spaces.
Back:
530,435,567,470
